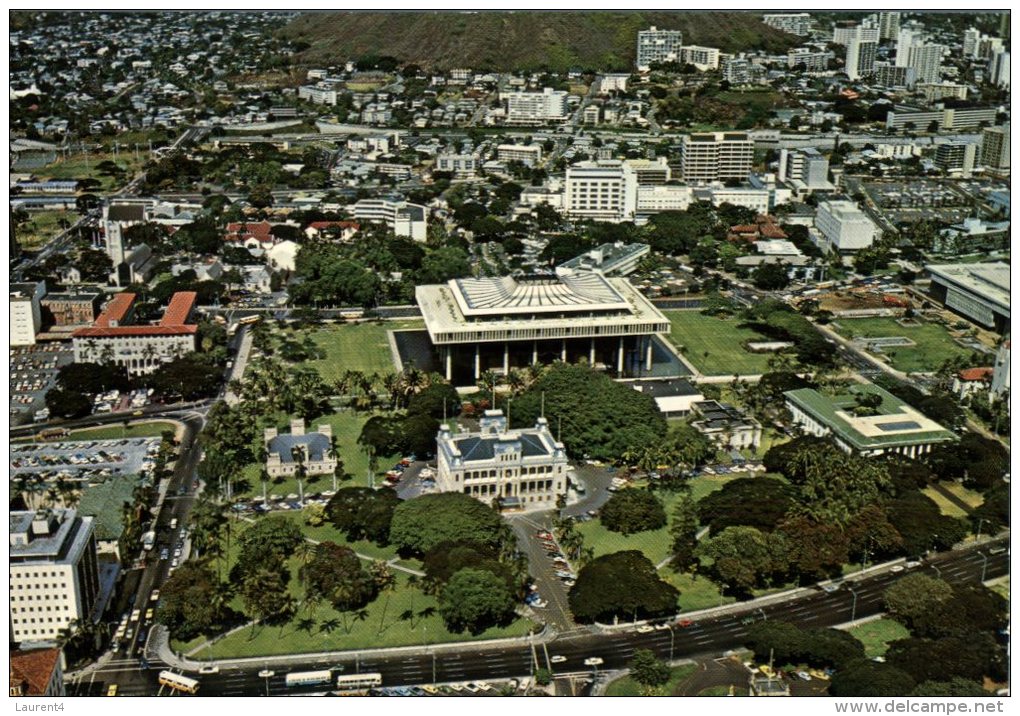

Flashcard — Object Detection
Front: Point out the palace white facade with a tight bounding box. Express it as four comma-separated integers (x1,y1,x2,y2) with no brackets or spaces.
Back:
436,410,568,510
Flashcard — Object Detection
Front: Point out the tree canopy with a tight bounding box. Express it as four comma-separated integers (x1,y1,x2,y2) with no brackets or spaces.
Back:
325,486,400,545
301,541,377,612
510,363,667,461
438,567,516,635
568,550,678,623
599,489,667,535
389,492,504,556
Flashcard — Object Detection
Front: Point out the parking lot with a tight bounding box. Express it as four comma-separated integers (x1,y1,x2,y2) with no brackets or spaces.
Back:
10,437,163,487
9,343,74,426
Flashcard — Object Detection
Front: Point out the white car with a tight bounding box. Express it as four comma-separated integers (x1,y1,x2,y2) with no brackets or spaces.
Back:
199,665,219,674
796,671,811,681
654,623,672,631
583,657,604,667
550,656,567,664
636,625,655,634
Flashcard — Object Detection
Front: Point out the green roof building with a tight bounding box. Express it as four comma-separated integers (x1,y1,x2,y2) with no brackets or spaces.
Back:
784,383,957,458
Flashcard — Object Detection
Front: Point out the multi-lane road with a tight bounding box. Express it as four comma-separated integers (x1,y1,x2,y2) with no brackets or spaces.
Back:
82,537,1006,696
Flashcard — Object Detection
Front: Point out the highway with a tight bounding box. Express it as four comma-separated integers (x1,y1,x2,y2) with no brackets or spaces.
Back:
86,538,1006,696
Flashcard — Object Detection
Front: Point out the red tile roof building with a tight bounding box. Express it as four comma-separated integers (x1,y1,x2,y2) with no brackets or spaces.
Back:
72,292,198,375
9,647,64,696
727,215,788,243
225,221,275,246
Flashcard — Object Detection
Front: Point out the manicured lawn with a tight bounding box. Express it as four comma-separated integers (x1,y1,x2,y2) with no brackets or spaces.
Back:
15,210,75,250
940,481,984,510
577,511,671,566
664,310,774,376
922,487,969,518
830,317,981,373
299,320,425,380
233,411,404,499
698,685,740,696
987,577,1008,600
660,571,736,612
605,663,698,696
847,618,910,658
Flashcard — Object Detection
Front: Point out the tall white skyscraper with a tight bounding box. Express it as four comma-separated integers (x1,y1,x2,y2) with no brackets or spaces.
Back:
990,50,1010,88
847,38,877,80
963,27,982,58
907,43,946,84
895,28,924,67
878,12,901,41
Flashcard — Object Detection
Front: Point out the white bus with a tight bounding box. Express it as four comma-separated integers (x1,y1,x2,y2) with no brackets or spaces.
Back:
159,671,199,694
285,670,333,688
335,672,383,693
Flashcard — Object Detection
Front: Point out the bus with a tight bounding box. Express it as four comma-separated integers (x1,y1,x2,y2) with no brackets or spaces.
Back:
284,670,332,688
238,315,262,326
158,671,199,694
335,673,383,693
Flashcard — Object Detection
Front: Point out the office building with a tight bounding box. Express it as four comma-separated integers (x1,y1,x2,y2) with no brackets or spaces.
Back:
926,262,1010,333
763,13,812,36
40,291,102,328
599,74,630,94
934,141,977,176
815,200,880,253
9,509,101,645
895,28,925,67
636,26,683,70
351,198,428,242
496,143,543,167
263,419,337,479
435,410,568,510
72,292,198,375
564,160,638,223
873,64,916,89
690,401,762,450
981,125,1010,170
918,82,969,102
505,88,568,125
785,384,957,458
10,282,45,346
680,132,754,183
787,48,830,72
558,242,651,277
635,184,694,214
778,147,832,191
834,24,879,46
415,273,670,383
625,157,671,184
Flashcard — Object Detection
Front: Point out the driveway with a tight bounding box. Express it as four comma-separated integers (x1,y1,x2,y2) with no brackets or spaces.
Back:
507,513,575,632
561,465,616,519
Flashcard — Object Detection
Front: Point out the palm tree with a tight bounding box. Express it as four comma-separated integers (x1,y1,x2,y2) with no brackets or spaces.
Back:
291,445,307,505
259,468,271,504
370,561,397,634
507,368,526,396
381,372,401,411
326,436,341,490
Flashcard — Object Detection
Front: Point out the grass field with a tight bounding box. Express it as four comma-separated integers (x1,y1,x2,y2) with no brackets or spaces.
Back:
40,151,144,192
661,571,736,612
847,618,910,657
15,210,74,250
664,311,774,376
939,481,984,510
831,317,980,373
605,663,698,696
299,320,425,380
922,487,969,518
181,519,534,658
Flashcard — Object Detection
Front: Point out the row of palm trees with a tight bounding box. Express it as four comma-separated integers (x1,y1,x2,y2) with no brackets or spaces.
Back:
13,474,82,511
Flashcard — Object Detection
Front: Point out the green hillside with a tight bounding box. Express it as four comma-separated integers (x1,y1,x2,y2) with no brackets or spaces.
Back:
281,11,799,72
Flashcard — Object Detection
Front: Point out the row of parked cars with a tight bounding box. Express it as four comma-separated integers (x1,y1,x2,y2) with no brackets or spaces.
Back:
536,530,576,588
370,680,513,696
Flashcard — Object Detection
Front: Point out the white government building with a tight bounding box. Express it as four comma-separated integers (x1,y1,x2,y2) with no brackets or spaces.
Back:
415,273,670,384
435,409,569,509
